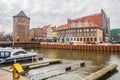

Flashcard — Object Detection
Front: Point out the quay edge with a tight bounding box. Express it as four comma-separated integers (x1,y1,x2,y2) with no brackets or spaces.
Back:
0,42,120,52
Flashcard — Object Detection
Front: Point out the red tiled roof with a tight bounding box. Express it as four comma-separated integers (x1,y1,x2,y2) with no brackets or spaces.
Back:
57,12,103,31
57,23,72,30
52,26,56,31
69,12,102,27
89,21,100,28
57,21,102,31
57,21,101,31
43,25,50,30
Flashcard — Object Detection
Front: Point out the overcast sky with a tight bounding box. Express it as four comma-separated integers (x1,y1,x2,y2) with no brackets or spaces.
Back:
0,0,120,33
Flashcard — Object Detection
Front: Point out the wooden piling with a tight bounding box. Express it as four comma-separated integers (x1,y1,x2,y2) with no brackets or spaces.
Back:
2,42,120,52
22,59,62,69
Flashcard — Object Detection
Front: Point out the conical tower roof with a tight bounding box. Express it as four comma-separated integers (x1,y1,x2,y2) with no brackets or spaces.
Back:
13,10,30,20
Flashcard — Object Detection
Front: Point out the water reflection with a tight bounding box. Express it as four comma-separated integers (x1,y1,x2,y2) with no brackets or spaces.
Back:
34,49,113,66
27,48,120,80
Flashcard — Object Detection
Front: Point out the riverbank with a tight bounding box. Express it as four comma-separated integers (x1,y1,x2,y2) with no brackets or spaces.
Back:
0,69,28,80
40,43,120,52
0,42,120,52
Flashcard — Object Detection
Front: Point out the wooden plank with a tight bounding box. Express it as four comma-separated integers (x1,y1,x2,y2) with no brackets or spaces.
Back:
0,69,29,80
1,59,62,72
27,61,93,80
82,64,117,80
22,59,62,68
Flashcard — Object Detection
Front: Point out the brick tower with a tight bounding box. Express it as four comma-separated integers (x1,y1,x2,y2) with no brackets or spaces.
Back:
13,10,30,42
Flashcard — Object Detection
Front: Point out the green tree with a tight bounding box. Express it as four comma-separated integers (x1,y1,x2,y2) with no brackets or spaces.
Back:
110,28,120,41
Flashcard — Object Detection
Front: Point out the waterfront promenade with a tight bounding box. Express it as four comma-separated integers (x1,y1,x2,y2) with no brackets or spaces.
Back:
0,69,28,80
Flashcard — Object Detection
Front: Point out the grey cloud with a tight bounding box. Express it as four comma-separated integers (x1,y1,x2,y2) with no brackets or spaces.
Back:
0,0,120,33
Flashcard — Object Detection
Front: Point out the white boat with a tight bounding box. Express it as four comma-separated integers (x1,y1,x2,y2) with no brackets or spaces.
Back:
0,47,42,64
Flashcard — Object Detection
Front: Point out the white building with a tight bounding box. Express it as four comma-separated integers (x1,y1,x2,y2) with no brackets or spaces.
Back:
43,25,53,41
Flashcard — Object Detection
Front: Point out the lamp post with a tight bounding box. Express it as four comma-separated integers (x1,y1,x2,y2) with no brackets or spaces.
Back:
119,33,120,42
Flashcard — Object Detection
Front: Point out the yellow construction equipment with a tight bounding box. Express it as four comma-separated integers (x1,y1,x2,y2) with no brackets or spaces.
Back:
11,63,24,80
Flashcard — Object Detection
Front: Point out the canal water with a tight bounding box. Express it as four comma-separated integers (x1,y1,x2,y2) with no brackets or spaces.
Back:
29,48,120,80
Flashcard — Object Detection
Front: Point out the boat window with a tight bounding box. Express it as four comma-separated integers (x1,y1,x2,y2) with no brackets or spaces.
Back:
5,52,11,57
0,52,5,58
13,51,27,55
0,51,11,58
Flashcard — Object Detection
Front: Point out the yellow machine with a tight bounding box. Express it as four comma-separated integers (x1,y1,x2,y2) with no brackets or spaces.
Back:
11,63,24,80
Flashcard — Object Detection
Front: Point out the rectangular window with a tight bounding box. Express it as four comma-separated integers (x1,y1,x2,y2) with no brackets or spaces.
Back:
87,33,89,36
77,38,79,41
69,34,71,37
94,29,96,31
79,33,82,37
89,33,91,36
84,33,86,37
74,30,76,32
66,38,69,42
80,29,82,32
74,34,76,37
74,38,76,41
94,38,97,41
83,29,85,32
84,38,86,41
71,38,73,41
87,38,89,41
87,29,89,32
93,33,97,36
80,38,82,41
90,33,93,36
91,29,93,31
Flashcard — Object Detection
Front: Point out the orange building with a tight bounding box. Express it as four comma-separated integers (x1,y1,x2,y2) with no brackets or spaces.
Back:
57,9,110,43
13,10,30,42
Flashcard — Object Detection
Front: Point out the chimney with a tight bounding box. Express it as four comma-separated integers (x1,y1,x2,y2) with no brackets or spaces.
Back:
67,18,71,23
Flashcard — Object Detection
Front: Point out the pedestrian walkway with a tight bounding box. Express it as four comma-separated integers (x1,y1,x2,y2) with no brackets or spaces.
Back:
0,69,29,80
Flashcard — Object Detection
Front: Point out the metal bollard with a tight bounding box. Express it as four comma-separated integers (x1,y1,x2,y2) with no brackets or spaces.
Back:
80,62,85,67
65,66,71,71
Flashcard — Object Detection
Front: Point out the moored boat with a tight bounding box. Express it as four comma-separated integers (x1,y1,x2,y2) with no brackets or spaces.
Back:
0,47,42,64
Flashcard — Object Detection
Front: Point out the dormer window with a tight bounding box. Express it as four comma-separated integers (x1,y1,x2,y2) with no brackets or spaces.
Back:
71,22,76,28
84,21,90,27
77,22,83,27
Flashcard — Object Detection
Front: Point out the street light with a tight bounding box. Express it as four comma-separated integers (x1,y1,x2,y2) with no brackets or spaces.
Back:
118,33,120,42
